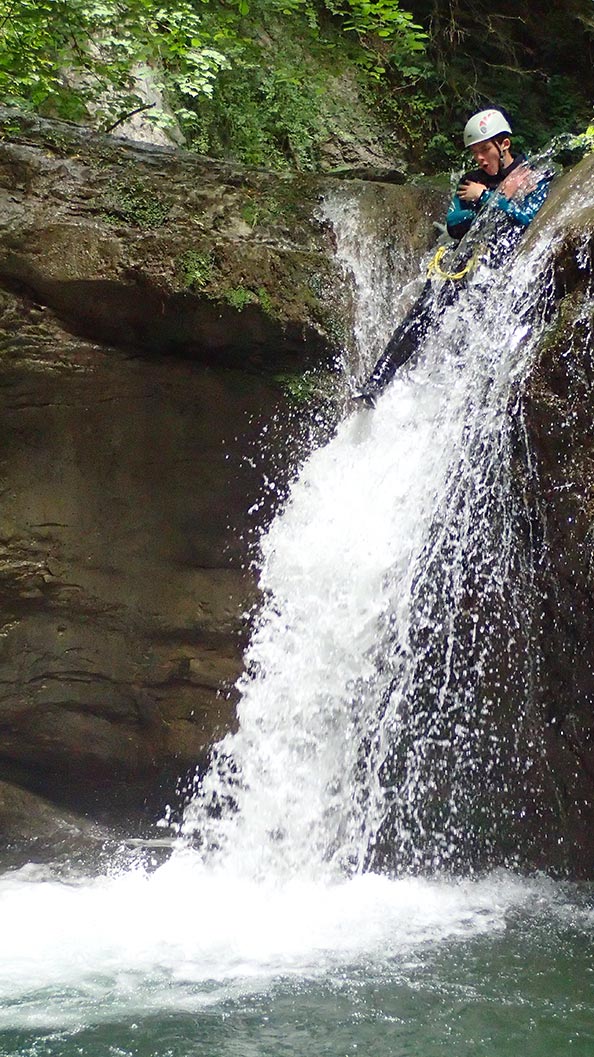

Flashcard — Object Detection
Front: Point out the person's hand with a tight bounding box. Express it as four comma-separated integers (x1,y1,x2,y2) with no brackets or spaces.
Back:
458,179,487,203
499,165,537,199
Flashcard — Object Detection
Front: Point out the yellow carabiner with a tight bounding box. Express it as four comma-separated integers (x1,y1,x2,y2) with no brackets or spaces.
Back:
427,245,478,281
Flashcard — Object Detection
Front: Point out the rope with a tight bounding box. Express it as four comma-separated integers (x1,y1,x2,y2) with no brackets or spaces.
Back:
427,245,479,281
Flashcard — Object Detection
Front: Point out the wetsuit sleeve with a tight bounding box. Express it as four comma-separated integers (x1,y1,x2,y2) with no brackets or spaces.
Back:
446,181,494,240
493,178,550,227
446,193,477,240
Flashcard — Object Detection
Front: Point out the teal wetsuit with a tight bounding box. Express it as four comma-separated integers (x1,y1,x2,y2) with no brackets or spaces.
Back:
446,153,550,241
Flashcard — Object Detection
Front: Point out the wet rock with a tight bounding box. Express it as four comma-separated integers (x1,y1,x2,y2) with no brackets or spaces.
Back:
521,153,594,874
0,109,445,830
0,291,281,818
0,108,442,369
326,166,407,184
0,779,93,838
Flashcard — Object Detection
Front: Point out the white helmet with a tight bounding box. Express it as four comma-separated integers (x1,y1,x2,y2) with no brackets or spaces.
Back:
463,109,512,148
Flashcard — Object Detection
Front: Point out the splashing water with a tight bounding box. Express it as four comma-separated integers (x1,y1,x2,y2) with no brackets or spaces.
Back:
316,182,427,374
3,178,593,1051
0,859,585,1035
181,183,559,881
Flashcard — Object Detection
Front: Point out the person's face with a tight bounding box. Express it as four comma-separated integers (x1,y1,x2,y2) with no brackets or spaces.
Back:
470,138,509,175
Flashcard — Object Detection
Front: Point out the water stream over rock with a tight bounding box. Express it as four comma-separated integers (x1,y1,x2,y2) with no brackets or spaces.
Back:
0,172,593,1056
181,181,553,879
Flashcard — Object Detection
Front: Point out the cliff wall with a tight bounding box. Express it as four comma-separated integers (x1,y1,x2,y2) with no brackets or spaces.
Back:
0,110,443,833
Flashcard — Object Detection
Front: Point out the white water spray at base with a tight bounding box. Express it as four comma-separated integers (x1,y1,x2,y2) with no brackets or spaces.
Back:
0,859,569,1030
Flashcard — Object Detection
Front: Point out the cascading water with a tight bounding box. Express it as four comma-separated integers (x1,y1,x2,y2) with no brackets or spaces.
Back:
1,175,593,1056
314,183,427,374
181,182,551,880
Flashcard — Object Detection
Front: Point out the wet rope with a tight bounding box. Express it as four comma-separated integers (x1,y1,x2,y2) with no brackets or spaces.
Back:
427,245,479,281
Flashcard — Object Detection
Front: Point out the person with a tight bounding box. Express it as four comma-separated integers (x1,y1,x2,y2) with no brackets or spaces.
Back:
446,108,549,239
353,108,551,407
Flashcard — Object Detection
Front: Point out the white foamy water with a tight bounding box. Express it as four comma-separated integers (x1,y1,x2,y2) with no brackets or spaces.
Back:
318,183,426,375
0,856,567,1029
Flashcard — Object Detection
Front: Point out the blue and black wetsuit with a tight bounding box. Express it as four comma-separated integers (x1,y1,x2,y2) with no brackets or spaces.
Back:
355,155,551,405
446,154,549,241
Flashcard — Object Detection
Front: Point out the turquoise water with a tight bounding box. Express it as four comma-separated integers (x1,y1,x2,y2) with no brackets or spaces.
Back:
1,914,591,1057
0,860,591,1057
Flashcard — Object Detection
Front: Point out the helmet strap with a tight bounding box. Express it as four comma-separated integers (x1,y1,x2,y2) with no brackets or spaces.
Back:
496,137,512,172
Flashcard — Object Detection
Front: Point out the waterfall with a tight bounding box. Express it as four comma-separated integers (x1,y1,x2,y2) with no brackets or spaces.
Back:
314,182,428,377
181,183,556,881
4,175,594,1043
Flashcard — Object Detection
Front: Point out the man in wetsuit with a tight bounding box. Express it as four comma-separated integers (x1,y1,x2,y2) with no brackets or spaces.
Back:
353,109,550,407
447,109,549,239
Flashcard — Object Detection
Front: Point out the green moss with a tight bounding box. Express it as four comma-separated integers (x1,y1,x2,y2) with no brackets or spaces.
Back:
0,118,26,141
101,181,170,229
225,286,258,310
257,286,275,316
178,249,215,290
240,202,262,228
239,187,300,229
273,367,336,405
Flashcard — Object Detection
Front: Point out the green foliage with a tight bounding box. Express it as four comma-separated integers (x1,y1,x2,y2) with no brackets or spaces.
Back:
225,0,426,49
325,0,426,47
546,121,594,170
544,76,592,139
1,0,591,174
406,0,594,168
101,180,170,227
422,132,459,170
179,248,215,289
225,285,258,310
0,0,429,169
257,286,275,315
581,124,594,150
0,0,229,125
183,1,436,169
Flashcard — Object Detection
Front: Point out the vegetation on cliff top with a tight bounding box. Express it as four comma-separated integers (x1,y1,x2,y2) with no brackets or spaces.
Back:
0,0,593,171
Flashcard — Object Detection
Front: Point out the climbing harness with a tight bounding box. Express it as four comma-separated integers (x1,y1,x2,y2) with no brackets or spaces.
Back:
426,244,480,282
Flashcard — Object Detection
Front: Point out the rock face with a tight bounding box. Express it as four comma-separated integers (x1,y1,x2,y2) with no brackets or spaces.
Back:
520,156,594,875
0,109,444,827
0,111,344,367
0,312,281,818
0,112,593,877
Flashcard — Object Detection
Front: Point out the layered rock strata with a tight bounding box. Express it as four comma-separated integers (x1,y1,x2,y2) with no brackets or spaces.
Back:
0,110,443,827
